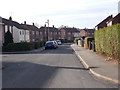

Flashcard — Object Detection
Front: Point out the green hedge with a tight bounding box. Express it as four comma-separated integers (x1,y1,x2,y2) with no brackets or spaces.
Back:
95,24,120,60
2,41,45,52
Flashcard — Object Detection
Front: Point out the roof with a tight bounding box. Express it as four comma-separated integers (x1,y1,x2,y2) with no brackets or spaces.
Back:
96,15,113,26
40,26,58,32
2,17,40,31
80,29,95,33
21,24,39,31
60,27,79,32
2,17,27,30
112,13,120,23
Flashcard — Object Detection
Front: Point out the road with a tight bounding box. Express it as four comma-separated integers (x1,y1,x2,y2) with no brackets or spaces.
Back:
2,43,118,88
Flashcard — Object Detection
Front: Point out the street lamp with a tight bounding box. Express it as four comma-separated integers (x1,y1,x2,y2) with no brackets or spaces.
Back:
45,19,49,41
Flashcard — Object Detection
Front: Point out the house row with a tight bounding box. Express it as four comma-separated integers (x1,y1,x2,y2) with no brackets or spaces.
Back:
79,13,120,39
0,16,80,46
60,27,80,41
95,13,120,30
79,28,95,39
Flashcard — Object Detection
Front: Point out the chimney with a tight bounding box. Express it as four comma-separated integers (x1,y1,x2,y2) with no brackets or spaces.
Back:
53,25,54,28
44,24,46,27
33,23,34,26
24,21,26,24
9,16,12,21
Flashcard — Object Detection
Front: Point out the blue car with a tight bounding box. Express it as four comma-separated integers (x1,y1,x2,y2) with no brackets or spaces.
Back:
45,41,57,50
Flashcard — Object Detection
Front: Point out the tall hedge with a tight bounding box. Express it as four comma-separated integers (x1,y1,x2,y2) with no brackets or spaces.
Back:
95,24,120,61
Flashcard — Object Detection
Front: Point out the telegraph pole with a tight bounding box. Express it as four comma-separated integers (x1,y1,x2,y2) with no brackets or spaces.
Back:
45,19,49,41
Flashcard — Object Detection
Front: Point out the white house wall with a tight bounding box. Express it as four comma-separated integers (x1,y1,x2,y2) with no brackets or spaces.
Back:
19,30,25,42
0,24,2,46
25,30,30,42
13,26,20,43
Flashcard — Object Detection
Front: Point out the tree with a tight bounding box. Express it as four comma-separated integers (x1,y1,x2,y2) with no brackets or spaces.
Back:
4,30,13,46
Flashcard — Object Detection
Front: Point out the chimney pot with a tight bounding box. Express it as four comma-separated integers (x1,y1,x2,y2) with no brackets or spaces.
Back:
24,21,26,24
33,23,34,26
9,16,12,21
44,24,46,27
53,25,54,28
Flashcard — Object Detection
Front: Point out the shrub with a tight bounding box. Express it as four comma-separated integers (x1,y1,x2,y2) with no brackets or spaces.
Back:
95,24,120,61
2,41,45,52
4,30,13,46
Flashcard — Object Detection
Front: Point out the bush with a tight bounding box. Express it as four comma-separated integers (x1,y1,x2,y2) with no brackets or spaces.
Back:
94,24,120,60
4,30,13,46
2,41,45,52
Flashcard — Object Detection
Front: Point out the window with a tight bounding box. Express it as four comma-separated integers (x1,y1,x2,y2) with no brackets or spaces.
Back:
22,31,24,34
59,32,60,35
9,26,11,33
64,32,65,35
32,31,34,35
40,32,42,35
20,31,21,35
41,38,43,41
37,31,39,35
32,39,35,42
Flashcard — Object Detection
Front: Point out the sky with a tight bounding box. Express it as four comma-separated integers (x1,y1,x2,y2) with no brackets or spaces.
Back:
0,0,119,29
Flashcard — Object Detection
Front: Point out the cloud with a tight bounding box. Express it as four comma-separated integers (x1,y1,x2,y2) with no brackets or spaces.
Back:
0,0,119,28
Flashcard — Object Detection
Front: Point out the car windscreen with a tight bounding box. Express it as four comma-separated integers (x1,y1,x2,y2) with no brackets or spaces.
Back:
46,42,53,45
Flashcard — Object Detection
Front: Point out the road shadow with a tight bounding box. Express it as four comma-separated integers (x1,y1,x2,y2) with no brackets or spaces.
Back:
2,60,88,88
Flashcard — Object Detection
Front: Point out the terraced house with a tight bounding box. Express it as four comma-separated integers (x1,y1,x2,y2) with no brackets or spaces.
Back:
80,28,95,38
1,16,81,46
59,27,80,41
21,22,41,42
39,25,60,41
1,17,30,44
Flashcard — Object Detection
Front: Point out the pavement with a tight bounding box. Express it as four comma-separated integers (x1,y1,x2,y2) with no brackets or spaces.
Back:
71,44,120,84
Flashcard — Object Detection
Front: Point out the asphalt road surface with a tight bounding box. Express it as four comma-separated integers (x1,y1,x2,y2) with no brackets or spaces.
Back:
2,43,118,88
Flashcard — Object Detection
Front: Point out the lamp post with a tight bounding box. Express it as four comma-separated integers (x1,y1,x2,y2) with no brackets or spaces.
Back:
45,19,49,41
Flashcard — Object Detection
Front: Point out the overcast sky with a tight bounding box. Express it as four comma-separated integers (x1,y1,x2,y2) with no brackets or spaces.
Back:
0,0,119,28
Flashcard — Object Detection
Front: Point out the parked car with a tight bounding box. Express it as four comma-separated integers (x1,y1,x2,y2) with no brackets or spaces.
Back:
52,41,58,48
45,41,57,50
56,40,62,45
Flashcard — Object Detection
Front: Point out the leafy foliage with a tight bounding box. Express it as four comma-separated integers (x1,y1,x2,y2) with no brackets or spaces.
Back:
95,24,120,60
4,30,13,46
2,41,45,52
